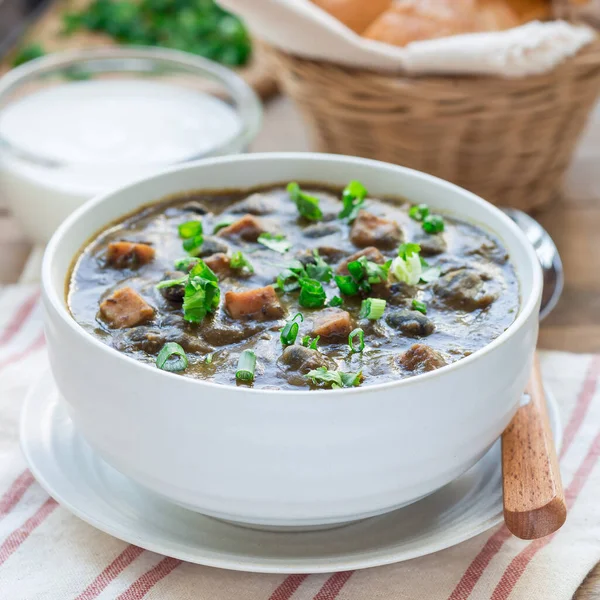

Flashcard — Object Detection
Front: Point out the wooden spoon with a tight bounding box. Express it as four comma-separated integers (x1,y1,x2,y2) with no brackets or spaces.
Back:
501,355,567,539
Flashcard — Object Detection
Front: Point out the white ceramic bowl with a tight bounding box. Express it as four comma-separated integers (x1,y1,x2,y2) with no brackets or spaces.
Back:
42,153,542,528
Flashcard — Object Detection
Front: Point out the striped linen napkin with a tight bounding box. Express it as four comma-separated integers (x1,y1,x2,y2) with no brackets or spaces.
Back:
0,284,598,600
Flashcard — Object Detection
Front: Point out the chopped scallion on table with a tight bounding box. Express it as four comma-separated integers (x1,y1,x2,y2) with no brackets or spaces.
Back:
156,342,188,372
280,313,303,346
236,349,256,382
348,328,365,353
359,298,387,320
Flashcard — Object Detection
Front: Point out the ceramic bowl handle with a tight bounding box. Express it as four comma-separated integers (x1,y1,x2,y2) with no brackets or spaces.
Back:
501,354,567,539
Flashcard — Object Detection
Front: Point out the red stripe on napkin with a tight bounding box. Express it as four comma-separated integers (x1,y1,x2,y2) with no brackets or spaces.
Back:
0,332,45,374
490,429,600,600
116,557,182,600
447,358,599,600
0,291,40,345
0,497,57,567
74,545,145,600
0,471,35,520
313,571,354,599
269,574,309,600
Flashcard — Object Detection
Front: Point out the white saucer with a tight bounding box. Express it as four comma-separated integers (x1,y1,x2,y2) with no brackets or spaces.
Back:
20,369,562,574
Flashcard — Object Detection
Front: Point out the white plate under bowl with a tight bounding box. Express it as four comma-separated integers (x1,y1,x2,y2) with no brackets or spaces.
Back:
20,369,562,574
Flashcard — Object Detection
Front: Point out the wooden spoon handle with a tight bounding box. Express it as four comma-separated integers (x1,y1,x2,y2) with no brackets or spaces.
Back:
501,354,567,539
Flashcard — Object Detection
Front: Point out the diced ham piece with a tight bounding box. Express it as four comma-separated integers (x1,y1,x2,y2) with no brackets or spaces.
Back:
203,253,232,277
106,242,155,268
312,308,352,341
100,287,154,329
216,214,264,242
225,286,284,320
399,344,446,372
349,210,402,249
336,246,385,274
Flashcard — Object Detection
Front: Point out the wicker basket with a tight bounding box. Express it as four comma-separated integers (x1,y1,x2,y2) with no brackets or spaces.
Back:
268,40,600,211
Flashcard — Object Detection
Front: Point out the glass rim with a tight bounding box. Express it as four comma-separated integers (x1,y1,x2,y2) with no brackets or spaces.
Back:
0,46,263,168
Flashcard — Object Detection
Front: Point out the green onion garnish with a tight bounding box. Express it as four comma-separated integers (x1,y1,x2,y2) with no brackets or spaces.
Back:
230,251,254,274
258,233,292,254
179,220,203,239
305,366,363,389
348,328,365,353
174,256,200,271
298,278,327,308
408,204,429,222
335,256,389,297
156,342,188,372
212,217,236,234
236,349,256,382
305,249,333,283
301,335,320,350
390,243,422,286
287,182,323,221
280,313,303,346
422,214,445,234
339,180,368,223
182,260,220,323
205,353,214,364
334,274,360,297
328,295,343,307
397,243,422,259
412,299,427,314
359,298,386,320
156,276,187,290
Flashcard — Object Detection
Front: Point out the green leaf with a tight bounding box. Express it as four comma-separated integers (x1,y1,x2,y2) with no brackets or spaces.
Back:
287,182,323,221
397,243,421,259
178,220,203,239
230,251,254,274
258,233,291,254
328,295,343,307
305,250,333,283
305,367,363,389
339,180,368,223
298,278,327,308
408,204,429,222
301,335,320,350
182,260,220,323
412,299,427,314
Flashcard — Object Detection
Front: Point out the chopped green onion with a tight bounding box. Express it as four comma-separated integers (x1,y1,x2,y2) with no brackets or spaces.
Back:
298,278,327,308
230,251,254,274
178,220,203,239
174,256,200,271
408,204,429,222
328,295,343,307
205,353,214,364
156,276,187,290
412,299,428,314
258,233,292,254
287,182,323,221
305,250,333,283
182,235,203,255
301,335,320,350
182,260,220,323
390,244,423,286
397,243,422,259
339,180,368,223
236,349,256,382
422,214,445,234
334,274,360,296
359,298,387,320
305,367,363,389
280,313,303,346
348,328,365,353
156,342,188,372
212,217,236,234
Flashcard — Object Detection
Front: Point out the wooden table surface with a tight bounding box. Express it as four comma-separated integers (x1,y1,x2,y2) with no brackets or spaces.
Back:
0,96,599,597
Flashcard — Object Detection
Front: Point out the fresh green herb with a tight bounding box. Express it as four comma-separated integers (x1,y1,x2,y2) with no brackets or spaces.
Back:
305,250,333,283
359,298,386,320
156,276,188,290
212,217,236,234
280,313,303,346
328,295,343,307
301,335,320,350
339,180,368,223
60,0,252,67
258,233,291,254
348,328,365,353
205,353,214,364
335,256,389,296
397,243,422,259
156,342,188,372
334,274,360,297
390,243,422,286
298,278,327,308
305,367,363,389
174,256,200,271
12,43,45,67
230,251,254,274
182,260,220,323
412,299,427,314
287,182,323,221
236,349,256,382
408,204,429,222
422,214,445,234
178,220,203,239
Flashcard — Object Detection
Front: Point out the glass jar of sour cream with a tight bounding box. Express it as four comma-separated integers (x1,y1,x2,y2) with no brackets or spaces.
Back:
0,47,262,243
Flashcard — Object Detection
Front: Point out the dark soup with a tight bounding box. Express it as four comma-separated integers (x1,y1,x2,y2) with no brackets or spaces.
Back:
68,181,519,390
